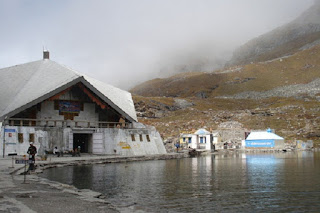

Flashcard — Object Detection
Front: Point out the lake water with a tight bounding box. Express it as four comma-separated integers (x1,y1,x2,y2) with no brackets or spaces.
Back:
40,151,320,212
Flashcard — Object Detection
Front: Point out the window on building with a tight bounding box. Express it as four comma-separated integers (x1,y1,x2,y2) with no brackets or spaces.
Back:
29,133,35,142
131,134,135,141
188,138,192,143
200,137,206,144
18,133,23,143
146,135,151,142
139,134,143,142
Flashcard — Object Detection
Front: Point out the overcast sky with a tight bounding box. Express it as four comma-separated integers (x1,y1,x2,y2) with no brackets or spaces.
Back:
0,0,314,90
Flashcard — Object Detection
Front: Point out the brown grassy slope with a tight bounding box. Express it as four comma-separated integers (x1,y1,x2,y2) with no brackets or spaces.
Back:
134,96,320,145
131,44,320,98
131,45,320,145
133,96,175,107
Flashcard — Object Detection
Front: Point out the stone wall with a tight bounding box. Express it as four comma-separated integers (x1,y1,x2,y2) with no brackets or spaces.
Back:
0,126,49,156
98,127,167,156
0,124,167,156
37,101,64,124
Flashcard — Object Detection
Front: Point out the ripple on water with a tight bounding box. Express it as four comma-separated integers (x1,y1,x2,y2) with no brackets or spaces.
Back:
40,151,320,212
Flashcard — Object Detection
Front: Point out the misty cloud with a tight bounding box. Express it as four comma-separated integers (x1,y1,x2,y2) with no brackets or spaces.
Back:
0,0,314,89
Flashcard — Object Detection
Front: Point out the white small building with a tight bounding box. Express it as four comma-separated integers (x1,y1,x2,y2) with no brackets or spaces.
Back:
211,132,220,147
180,128,220,151
193,129,211,150
179,133,195,148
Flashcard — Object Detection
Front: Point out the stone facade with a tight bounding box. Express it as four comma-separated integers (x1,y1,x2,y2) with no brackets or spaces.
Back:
0,125,166,156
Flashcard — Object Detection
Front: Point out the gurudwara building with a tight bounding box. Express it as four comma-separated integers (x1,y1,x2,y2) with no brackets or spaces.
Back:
0,51,166,156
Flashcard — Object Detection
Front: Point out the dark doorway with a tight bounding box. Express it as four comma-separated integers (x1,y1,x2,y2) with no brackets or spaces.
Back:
73,133,91,153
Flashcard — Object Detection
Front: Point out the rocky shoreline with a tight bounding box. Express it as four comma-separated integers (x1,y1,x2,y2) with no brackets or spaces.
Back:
0,153,186,213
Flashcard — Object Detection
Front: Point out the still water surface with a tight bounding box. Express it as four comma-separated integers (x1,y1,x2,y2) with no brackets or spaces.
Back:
41,151,320,212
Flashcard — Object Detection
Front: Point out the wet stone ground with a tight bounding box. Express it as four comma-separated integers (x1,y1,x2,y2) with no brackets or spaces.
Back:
0,174,118,213
0,153,186,213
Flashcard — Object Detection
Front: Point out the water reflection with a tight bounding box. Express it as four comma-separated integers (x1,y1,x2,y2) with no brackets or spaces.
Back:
41,151,320,212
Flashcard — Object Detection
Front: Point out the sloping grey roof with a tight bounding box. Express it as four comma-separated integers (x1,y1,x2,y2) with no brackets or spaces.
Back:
82,75,137,122
0,59,137,122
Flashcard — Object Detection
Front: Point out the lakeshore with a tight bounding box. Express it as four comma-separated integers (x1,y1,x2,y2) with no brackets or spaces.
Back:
1,149,317,212
0,153,186,213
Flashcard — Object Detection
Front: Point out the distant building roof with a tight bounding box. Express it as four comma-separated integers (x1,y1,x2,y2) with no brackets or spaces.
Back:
246,131,284,140
0,59,137,122
180,133,193,137
194,128,210,135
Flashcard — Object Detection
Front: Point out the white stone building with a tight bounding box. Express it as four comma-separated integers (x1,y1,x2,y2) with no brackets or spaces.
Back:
180,128,220,151
0,52,166,156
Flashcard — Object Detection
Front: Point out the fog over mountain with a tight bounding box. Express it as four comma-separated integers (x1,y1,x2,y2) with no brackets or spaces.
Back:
229,0,320,66
0,0,314,89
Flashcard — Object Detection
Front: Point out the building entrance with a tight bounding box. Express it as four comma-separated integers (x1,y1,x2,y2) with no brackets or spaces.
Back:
73,133,92,153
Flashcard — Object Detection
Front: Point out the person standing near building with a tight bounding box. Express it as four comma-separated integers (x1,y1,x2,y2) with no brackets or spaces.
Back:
53,146,60,157
175,143,180,153
77,145,81,156
27,142,37,171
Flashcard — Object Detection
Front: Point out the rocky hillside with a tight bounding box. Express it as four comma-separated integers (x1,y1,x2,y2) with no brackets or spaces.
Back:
131,44,320,99
130,2,320,146
131,44,320,145
134,95,320,146
228,1,320,66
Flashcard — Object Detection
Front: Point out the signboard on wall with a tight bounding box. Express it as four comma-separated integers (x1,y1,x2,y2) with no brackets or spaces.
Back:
4,129,16,144
245,140,275,148
59,101,81,113
118,141,131,149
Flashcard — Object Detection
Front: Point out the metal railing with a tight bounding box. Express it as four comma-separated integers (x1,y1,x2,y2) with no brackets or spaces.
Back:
5,118,131,129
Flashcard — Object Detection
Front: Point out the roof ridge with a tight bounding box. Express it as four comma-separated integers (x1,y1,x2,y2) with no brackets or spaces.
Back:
0,59,43,71
0,59,137,122
1,60,81,120
1,61,43,116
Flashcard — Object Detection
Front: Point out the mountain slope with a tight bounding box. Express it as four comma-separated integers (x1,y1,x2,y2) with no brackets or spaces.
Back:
130,1,320,146
131,44,320,145
228,1,320,66
131,44,320,99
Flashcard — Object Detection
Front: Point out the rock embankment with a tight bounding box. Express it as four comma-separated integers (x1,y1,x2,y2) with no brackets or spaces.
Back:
36,154,187,171
135,98,193,118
